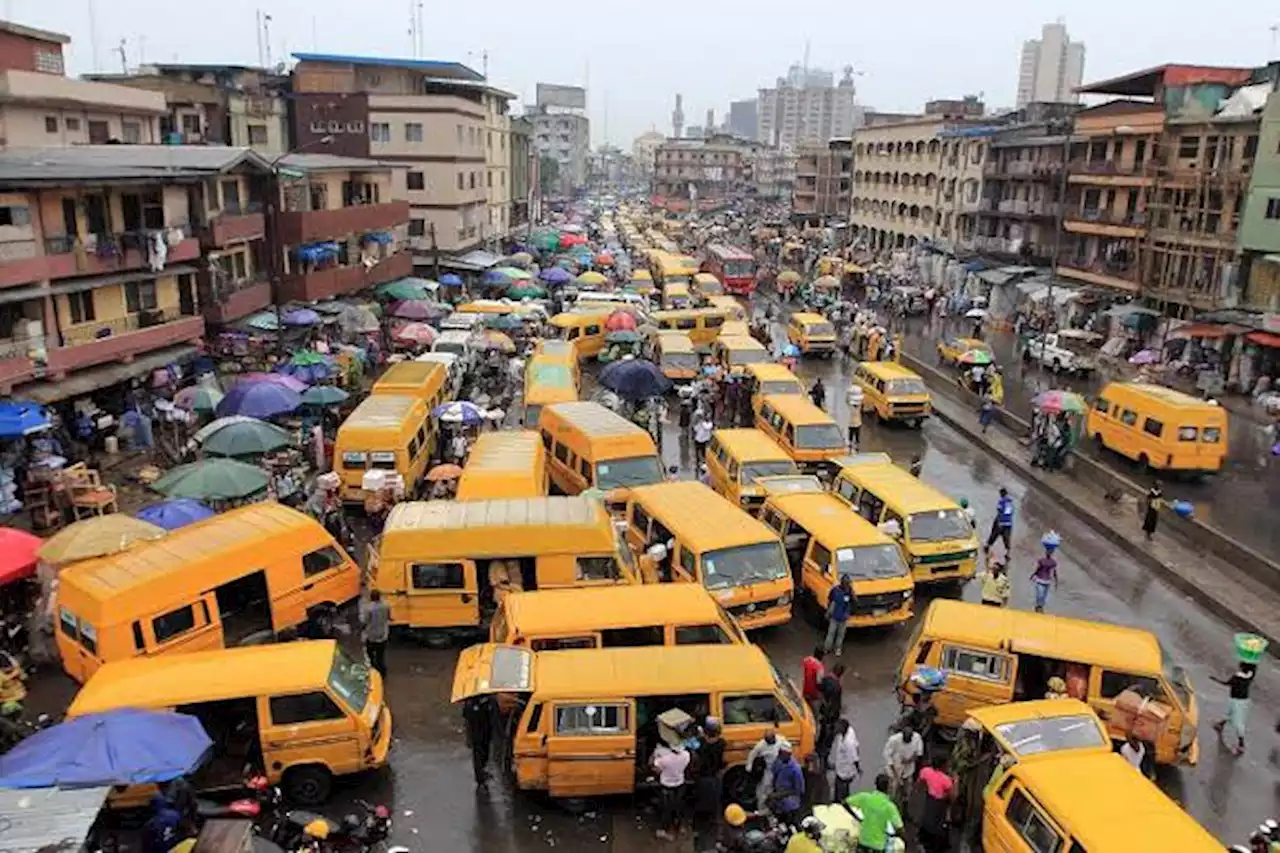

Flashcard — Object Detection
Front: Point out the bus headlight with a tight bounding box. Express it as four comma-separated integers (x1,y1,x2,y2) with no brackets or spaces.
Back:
902,590,913,600
777,593,792,607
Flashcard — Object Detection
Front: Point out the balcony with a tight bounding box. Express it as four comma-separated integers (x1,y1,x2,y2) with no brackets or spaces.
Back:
47,310,205,376
1067,159,1155,187
201,275,273,325
204,205,266,248
0,336,47,392
1064,209,1146,238
1055,253,1140,293
38,229,201,280
277,201,412,246
277,251,412,303
984,160,1065,179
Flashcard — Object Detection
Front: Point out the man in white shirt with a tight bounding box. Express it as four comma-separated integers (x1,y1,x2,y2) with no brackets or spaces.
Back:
693,413,714,463
828,717,861,802
882,724,924,807
746,728,790,812
845,385,863,450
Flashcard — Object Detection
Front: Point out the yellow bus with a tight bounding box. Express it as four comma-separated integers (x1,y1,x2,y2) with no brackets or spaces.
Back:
625,481,792,630
537,401,663,513
854,361,931,428
704,428,799,513
547,312,609,359
333,395,431,503
744,363,806,404
754,394,847,477
710,335,770,376
651,308,729,348
1087,382,1227,474
523,357,579,428
455,431,549,500
371,360,449,412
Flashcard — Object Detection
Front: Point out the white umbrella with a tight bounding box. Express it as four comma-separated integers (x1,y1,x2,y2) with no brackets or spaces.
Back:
965,308,988,319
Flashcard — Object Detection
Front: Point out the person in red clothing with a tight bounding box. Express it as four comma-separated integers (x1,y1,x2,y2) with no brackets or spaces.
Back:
801,646,825,710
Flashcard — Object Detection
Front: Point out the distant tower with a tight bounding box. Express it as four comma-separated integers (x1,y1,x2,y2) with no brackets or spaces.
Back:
672,94,685,138
706,108,715,133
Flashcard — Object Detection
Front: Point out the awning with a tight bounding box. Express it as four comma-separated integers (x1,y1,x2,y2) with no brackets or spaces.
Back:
1103,304,1161,319
21,344,198,404
1247,331,1280,348
1169,322,1233,339
0,785,110,853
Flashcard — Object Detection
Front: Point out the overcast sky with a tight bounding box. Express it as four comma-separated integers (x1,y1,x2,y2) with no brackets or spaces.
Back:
24,0,1280,146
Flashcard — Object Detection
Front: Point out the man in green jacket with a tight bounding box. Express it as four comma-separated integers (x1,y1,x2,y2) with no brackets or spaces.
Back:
845,772,903,853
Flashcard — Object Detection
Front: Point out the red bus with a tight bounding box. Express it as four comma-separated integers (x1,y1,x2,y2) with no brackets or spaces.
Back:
702,244,756,296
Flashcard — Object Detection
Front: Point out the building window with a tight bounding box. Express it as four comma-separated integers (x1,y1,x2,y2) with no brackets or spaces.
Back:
125,281,159,313
456,124,463,143
220,179,241,212
487,131,493,149
68,291,95,324
407,171,425,191
34,49,63,74
44,116,57,134
370,122,391,143
1177,136,1200,160
469,172,476,189
181,113,201,136
1266,198,1280,220
230,251,247,280
405,122,424,142
121,121,142,144
66,117,80,132
457,172,464,190
501,172,506,187
487,172,493,188
408,218,426,237
247,124,268,146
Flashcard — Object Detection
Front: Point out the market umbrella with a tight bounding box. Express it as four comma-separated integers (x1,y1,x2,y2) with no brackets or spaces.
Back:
275,355,334,384
376,279,433,301
507,282,547,300
281,308,321,327
782,343,801,357
812,275,840,289
200,419,293,458
243,312,280,332
965,308,988,320
152,459,269,502
439,273,463,286
555,258,578,271
0,708,212,789
539,266,572,285
392,299,448,321
507,251,534,268
433,401,485,426
426,463,464,482
777,270,802,284
0,401,49,438
216,381,301,419
598,358,672,401
300,385,349,407
135,499,215,531
173,385,224,415
483,314,523,331
238,373,308,393
38,516,166,567
596,252,614,267
576,271,607,287
606,330,640,344
1031,390,1087,415
0,528,41,586
193,415,262,443
956,349,994,366
338,304,380,334
605,311,637,332
494,266,532,281
1129,349,1160,365
310,300,348,316
478,331,515,353
392,322,438,347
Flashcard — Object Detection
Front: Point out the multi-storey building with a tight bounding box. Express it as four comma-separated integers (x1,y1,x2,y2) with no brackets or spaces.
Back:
752,146,797,201
510,116,534,233
1237,81,1280,312
757,65,860,148
631,131,665,178
792,139,852,224
289,52,511,258
88,63,289,154
1016,21,1086,109
728,100,758,141
0,21,166,147
652,134,753,203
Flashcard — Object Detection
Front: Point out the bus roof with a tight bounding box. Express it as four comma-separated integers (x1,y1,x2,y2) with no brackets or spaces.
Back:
541,401,650,439
717,335,767,351
628,481,780,551
526,362,575,387
791,312,829,325
1108,382,1223,411
765,492,892,548
713,428,794,461
534,340,576,358
705,243,753,260
462,431,543,473
532,644,777,700
340,394,424,429
693,273,720,285
1012,752,1221,851
921,600,1164,673
385,496,608,537
760,394,836,425
375,360,445,387
833,458,959,512
68,640,340,715
745,363,803,382
503,585,725,637
859,360,921,379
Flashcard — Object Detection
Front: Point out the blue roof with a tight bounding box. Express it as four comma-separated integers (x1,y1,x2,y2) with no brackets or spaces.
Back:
291,53,483,82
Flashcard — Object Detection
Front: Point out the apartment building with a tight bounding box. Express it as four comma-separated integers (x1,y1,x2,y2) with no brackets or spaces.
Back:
510,116,534,232
0,21,166,147
753,146,797,201
936,130,991,249
531,111,589,195
89,63,290,154
792,139,852,224
757,65,861,148
652,134,753,202
289,53,512,257
632,131,665,177
1015,21,1085,108
0,146,274,400
851,116,946,250
1238,84,1280,311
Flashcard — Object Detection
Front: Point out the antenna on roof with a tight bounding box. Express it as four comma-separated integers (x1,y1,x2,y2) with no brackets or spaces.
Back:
88,0,101,73
115,38,127,74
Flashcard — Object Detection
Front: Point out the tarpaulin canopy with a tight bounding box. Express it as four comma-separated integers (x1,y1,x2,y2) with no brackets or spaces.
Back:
0,402,50,439
1247,331,1280,348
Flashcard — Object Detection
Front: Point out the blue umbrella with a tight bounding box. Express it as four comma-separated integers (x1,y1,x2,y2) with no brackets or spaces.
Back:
281,308,321,327
433,401,484,425
0,708,212,788
538,266,572,285
136,499,215,531
216,381,301,419
439,273,463,286
0,401,50,438
598,358,672,401
276,360,332,384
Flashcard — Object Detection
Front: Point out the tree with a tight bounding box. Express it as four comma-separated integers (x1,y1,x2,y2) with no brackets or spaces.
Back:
539,155,560,196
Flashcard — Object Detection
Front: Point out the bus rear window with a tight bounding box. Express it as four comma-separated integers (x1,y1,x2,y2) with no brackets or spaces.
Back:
1202,427,1222,443
369,451,398,470
1177,426,1198,442
342,451,368,469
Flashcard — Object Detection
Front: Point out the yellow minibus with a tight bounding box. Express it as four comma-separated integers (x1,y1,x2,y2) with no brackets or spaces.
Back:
651,308,729,348
654,331,699,381
854,361,931,428
754,394,847,477
786,312,837,356
523,358,578,428
705,428,799,514
333,395,431,503
1087,381,1227,475
711,335,770,375
538,401,663,513
455,431,549,501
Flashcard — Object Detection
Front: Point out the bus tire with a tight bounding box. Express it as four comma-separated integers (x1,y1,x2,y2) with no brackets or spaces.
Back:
283,765,332,806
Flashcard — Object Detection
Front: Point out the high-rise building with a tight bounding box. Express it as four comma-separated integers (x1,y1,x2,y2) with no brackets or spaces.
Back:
530,83,590,197
1015,21,1085,108
757,64,861,148
672,94,684,139
728,99,758,140
632,131,665,175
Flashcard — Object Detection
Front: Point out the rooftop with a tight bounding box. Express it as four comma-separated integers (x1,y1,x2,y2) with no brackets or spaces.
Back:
0,145,270,185
292,52,484,82
277,152,397,173
1077,63,1255,98
0,19,68,45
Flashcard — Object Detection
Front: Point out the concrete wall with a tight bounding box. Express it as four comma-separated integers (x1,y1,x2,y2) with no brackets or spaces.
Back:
1,102,162,146
0,191,40,264
1239,91,1280,253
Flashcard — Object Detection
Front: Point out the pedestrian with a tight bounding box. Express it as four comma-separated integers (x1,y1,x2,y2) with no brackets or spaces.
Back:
816,663,845,761
462,694,495,786
946,719,989,844
959,496,976,529
809,377,827,410
693,410,714,464
908,454,923,478
844,773,903,853
767,745,806,828
824,575,854,655
970,362,987,397
746,727,790,811
801,645,825,709
916,754,955,853
979,391,995,433
980,551,1011,607
1031,535,1059,613
679,389,694,431
142,795,183,853
846,384,863,449
828,717,861,803
1142,480,1163,541
1120,732,1146,772
785,817,825,853
360,590,390,677
881,723,924,808
986,486,1014,552
692,717,726,850
1212,659,1258,757
652,739,691,839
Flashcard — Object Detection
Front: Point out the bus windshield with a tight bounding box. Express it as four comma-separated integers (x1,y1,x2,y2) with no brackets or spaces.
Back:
909,509,973,542
701,542,789,590
328,645,372,713
795,423,846,450
886,378,928,396
834,543,908,580
595,455,664,490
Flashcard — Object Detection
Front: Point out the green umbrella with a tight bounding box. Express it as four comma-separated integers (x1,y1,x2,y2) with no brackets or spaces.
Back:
301,385,350,406
201,419,293,458
185,386,224,415
956,349,994,366
289,350,330,366
507,283,547,300
493,266,532,281
152,459,269,501
376,279,432,301
484,314,524,331
244,312,280,331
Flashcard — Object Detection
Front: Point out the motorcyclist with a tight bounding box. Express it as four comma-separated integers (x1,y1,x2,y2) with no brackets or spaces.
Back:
784,816,823,853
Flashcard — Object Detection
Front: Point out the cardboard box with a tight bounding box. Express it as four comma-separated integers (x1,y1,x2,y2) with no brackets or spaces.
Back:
1113,689,1171,742
657,707,694,748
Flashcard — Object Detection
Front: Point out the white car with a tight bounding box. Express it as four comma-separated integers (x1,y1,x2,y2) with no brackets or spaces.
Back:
1024,330,1102,375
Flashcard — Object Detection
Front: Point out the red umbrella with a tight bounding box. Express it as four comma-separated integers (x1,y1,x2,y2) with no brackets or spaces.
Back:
393,322,438,346
605,311,637,332
596,252,614,267
0,528,40,586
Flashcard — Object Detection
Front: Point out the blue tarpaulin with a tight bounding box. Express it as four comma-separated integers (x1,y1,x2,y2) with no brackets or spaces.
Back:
295,242,341,263
0,402,50,439
363,231,394,245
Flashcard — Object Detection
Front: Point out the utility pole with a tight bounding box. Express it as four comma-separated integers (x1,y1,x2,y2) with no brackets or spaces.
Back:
256,10,264,67
114,39,127,74
263,14,273,69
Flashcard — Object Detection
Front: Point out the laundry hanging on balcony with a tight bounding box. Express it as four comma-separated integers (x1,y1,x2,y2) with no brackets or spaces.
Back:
295,242,341,264
363,231,394,245
147,230,168,272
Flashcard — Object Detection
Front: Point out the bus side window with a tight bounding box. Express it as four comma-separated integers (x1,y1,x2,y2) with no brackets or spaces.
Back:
857,490,884,523
835,478,857,503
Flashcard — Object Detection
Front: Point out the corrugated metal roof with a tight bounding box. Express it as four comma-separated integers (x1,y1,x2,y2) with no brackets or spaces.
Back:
0,785,109,853
277,152,396,173
464,431,543,472
0,145,270,184
292,52,484,81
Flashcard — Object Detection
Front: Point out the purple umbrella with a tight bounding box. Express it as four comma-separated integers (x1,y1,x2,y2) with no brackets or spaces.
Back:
393,299,449,321
216,381,301,419
1128,349,1160,365
276,360,334,383
281,308,321,327
239,372,309,393
538,266,572,285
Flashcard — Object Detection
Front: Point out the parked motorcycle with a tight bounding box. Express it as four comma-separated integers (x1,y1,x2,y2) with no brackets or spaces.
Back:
195,774,283,822
272,799,392,853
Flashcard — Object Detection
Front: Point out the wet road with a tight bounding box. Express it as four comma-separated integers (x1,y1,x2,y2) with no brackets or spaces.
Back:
322,321,1279,852
897,314,1280,560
